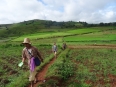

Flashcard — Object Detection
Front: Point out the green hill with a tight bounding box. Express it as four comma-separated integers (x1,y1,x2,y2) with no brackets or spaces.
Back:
0,19,116,42
0,19,84,40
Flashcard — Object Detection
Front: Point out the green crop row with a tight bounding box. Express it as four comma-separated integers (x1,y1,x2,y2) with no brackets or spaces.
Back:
12,27,102,42
37,48,116,87
69,49,116,87
38,48,75,87
64,29,116,42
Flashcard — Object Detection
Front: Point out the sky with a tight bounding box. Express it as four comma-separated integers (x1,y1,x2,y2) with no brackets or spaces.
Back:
0,0,116,24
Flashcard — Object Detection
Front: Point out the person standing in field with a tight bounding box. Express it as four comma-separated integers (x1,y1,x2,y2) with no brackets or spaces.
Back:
52,42,57,58
21,38,43,87
62,42,67,50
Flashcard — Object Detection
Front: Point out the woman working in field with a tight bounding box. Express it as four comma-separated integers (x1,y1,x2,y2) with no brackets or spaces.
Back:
21,38,43,87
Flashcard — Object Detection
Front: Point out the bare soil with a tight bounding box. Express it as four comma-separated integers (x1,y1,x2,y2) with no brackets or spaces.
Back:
68,44,116,49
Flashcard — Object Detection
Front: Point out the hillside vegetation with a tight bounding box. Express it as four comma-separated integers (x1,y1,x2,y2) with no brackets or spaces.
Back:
0,19,84,39
0,19,116,41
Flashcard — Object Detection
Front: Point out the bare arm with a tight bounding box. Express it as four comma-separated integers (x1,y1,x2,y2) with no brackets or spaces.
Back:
22,58,26,63
22,49,27,63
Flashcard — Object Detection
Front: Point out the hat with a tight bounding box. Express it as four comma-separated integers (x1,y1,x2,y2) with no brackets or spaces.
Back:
22,38,31,44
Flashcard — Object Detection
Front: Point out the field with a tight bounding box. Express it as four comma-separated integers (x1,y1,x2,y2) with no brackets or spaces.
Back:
12,27,106,41
44,48,116,87
0,44,55,87
64,30,116,42
0,26,116,87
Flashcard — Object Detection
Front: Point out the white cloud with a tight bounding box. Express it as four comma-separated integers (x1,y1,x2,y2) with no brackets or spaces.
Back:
0,0,116,24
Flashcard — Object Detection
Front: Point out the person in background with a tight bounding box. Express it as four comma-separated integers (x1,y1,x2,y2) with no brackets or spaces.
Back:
52,42,57,58
21,38,43,87
62,42,67,50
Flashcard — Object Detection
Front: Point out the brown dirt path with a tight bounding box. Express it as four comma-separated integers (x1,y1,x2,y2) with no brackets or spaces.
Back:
27,57,56,87
68,44,116,49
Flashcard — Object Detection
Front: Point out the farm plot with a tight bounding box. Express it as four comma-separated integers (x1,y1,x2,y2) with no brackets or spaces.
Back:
12,28,102,42
64,29,116,44
41,48,116,87
0,44,53,87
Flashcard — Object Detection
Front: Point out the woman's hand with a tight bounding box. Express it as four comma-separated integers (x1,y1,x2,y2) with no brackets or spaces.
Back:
22,58,25,63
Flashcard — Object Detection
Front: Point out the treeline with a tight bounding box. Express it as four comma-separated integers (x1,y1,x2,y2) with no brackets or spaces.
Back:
1,20,116,29
86,22,116,27
36,20,116,28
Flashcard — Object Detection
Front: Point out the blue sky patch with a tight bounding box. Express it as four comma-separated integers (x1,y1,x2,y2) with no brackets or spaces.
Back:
38,0,47,5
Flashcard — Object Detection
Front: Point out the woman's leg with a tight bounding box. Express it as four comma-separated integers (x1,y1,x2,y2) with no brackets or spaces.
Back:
31,81,34,87
29,68,37,85
34,72,38,83
54,51,57,58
